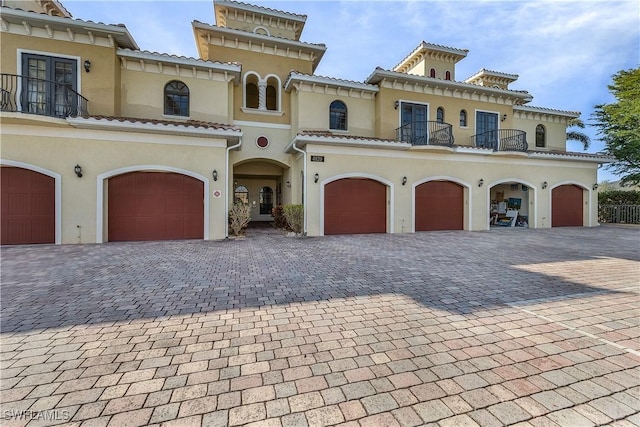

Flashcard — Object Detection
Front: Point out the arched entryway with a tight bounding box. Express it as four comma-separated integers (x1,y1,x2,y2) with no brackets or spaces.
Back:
489,179,535,228
232,158,288,223
414,180,465,231
106,171,205,242
323,177,389,235
1,165,56,244
552,184,584,227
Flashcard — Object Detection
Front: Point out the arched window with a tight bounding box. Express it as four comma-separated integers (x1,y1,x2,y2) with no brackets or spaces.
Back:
266,76,278,111
245,74,259,109
445,71,451,80
536,124,546,148
259,187,273,214
329,100,347,130
164,80,189,116
436,107,445,124
429,68,436,78
459,110,467,127
234,185,249,205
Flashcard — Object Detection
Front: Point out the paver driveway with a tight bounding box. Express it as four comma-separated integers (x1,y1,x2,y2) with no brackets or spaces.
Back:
1,226,639,427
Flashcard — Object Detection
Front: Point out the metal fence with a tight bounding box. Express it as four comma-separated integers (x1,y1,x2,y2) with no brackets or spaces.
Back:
598,205,640,224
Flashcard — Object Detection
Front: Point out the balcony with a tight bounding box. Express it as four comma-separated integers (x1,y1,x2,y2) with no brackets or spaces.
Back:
1,73,89,118
396,121,455,147
472,129,528,152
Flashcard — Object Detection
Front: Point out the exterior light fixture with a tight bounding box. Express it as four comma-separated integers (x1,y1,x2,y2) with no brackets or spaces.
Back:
74,164,83,178
314,173,319,183
402,176,407,186
212,169,218,181
394,100,399,110
542,181,548,189
286,181,291,188
501,114,507,122
83,60,91,73
593,183,599,191
478,178,484,187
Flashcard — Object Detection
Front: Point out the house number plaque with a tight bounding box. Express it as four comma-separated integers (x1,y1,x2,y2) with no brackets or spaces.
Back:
310,156,325,162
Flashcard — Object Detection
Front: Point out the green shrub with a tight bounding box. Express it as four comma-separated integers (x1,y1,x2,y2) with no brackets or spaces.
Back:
283,204,304,234
598,190,640,205
229,203,251,236
271,205,291,230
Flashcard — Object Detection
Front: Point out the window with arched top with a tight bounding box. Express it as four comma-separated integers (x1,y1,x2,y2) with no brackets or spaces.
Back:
266,76,278,111
164,80,189,116
429,68,436,78
245,74,259,109
445,71,451,80
329,100,347,130
234,185,249,205
536,124,546,148
459,110,467,127
436,107,445,124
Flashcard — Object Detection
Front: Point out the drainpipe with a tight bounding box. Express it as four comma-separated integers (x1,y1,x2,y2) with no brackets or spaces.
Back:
225,137,242,238
291,139,307,235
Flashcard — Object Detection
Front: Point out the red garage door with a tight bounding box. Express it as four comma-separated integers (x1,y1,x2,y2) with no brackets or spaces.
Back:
1,167,55,245
552,184,583,227
108,172,204,241
415,181,464,231
325,178,386,235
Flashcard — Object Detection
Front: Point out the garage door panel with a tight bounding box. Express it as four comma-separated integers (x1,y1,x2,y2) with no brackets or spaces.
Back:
108,172,204,241
552,185,583,227
325,178,386,235
1,167,55,245
415,181,463,231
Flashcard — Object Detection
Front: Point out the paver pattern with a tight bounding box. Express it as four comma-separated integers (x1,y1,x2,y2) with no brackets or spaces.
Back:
1,225,639,427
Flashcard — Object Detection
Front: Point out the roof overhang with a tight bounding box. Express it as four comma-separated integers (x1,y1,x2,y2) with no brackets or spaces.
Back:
214,0,307,39
514,105,580,119
67,116,242,142
117,48,241,81
285,133,410,153
366,68,533,103
192,21,326,72
394,41,469,73
284,72,379,93
0,7,139,49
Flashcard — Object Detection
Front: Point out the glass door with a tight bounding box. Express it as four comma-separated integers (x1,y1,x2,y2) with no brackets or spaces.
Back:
22,54,77,117
401,102,428,145
476,111,498,149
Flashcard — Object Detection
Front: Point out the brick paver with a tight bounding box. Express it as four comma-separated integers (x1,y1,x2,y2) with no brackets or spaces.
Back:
1,225,639,426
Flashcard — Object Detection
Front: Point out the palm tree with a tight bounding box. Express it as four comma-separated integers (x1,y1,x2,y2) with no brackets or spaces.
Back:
567,118,591,150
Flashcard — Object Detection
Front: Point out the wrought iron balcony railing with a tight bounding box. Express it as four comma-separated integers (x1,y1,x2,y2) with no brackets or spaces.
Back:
396,121,455,147
1,73,89,118
471,129,528,152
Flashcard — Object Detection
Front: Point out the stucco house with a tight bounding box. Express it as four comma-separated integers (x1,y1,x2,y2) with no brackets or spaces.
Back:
0,0,612,244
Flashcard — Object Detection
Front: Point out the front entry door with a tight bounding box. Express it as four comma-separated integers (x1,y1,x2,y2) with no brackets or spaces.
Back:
476,111,498,149
401,102,428,145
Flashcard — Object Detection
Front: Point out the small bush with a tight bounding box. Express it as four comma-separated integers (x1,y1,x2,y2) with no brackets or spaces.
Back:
229,203,251,236
598,190,640,205
283,204,304,234
271,205,291,231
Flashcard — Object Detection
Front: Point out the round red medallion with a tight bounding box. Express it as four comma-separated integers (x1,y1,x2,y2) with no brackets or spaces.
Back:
256,136,269,148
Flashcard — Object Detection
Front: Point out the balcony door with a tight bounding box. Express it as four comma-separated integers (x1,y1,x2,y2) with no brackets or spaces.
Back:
476,111,498,148
21,53,77,117
401,102,428,145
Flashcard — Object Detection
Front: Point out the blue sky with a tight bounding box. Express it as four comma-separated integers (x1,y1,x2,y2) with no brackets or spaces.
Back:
64,0,639,182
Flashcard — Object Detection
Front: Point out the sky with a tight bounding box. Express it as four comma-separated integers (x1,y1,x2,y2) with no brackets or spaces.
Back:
63,0,640,183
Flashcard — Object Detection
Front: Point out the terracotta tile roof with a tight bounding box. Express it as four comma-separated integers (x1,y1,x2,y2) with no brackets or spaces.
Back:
284,72,378,92
82,115,240,132
2,6,127,28
298,130,403,144
117,49,240,68
514,105,580,116
528,149,613,160
192,21,326,49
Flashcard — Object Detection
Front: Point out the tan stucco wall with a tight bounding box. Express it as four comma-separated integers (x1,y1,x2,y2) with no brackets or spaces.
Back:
119,68,231,123
513,116,568,151
301,144,599,236
406,58,456,80
2,122,229,243
293,90,376,137
1,33,119,116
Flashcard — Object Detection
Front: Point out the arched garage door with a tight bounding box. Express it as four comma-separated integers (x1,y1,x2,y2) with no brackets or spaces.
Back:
415,181,464,231
1,167,55,245
552,184,583,227
108,172,204,241
324,178,386,235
